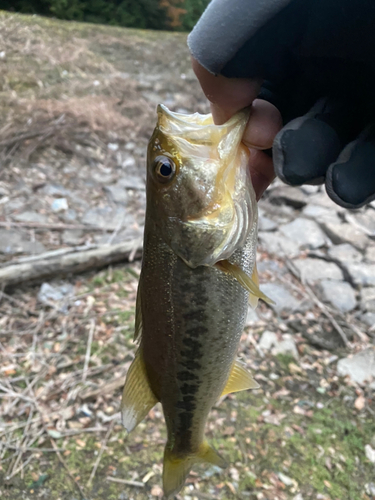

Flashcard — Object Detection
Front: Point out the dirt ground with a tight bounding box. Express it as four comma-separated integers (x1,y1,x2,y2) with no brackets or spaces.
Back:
0,11,374,500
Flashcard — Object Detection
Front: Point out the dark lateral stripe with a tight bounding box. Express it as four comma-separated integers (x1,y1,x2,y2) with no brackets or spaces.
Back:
180,383,198,395
177,370,199,381
182,309,208,322
182,337,202,350
185,325,209,337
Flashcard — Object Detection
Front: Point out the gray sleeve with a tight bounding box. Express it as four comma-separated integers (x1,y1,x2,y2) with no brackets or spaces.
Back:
187,0,292,75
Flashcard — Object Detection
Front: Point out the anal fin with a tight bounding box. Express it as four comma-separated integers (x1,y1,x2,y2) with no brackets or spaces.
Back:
221,360,259,397
121,349,158,432
216,259,274,305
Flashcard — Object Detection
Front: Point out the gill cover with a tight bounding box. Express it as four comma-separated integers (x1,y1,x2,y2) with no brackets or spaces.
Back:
149,105,257,268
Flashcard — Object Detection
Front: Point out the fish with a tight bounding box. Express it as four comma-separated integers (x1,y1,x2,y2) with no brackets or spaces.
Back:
121,104,272,498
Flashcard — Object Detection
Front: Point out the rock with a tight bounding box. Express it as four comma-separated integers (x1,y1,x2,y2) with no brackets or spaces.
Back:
0,229,45,255
260,283,302,315
317,280,357,312
60,208,77,222
349,211,375,235
277,472,295,487
345,263,375,287
42,184,71,197
366,245,375,262
321,222,368,250
360,287,375,312
293,258,343,284
62,230,83,245
82,206,130,230
118,176,146,191
13,211,48,223
337,348,375,388
279,218,329,250
258,330,278,350
302,204,341,225
104,184,129,204
51,198,68,212
365,483,375,497
259,215,277,232
246,306,259,325
269,186,307,208
361,312,375,327
259,331,299,359
328,243,362,264
258,232,299,257
38,282,74,306
365,444,375,463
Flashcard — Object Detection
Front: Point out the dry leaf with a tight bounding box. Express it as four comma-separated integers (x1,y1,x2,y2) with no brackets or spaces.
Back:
354,395,366,411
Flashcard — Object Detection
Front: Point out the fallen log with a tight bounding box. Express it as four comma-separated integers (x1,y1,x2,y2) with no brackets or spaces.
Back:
0,239,142,288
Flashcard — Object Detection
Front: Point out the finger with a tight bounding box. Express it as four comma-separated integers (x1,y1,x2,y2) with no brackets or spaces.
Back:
191,57,262,124
272,98,365,186
248,148,275,200
243,99,283,150
326,125,375,208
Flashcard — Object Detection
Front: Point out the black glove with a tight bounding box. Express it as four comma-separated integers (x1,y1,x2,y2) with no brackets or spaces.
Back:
188,0,375,208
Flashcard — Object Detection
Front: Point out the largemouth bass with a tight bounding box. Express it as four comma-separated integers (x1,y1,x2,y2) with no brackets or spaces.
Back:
121,105,271,498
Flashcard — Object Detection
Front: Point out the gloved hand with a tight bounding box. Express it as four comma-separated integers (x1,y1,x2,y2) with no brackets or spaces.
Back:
188,0,375,208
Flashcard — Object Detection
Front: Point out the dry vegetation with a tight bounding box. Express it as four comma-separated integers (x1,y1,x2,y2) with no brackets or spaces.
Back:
0,11,374,500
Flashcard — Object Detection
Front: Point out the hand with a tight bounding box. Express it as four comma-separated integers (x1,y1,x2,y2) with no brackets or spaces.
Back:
192,58,282,200
189,0,375,208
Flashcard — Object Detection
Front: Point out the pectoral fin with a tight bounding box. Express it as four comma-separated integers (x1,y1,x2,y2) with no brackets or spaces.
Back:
121,349,158,432
221,360,260,397
216,260,274,305
249,264,259,309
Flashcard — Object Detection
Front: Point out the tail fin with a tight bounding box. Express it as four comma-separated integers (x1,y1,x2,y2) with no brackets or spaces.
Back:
163,441,227,498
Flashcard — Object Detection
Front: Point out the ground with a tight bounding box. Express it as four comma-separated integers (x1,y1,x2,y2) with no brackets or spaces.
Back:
0,11,374,500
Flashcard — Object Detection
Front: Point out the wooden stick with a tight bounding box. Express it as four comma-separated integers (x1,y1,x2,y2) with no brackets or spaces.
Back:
106,476,144,488
0,221,107,231
82,319,95,382
0,239,142,288
87,420,115,486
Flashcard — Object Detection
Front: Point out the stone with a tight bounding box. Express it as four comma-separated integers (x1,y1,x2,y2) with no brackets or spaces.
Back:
269,186,307,208
345,263,375,287
42,184,71,197
259,215,277,232
293,258,343,284
260,282,302,315
51,198,68,212
361,312,375,327
13,211,48,223
258,232,299,257
337,347,375,388
0,229,45,255
82,206,130,230
317,280,357,313
279,218,329,250
104,184,128,204
38,282,74,305
62,230,83,246
302,204,341,225
349,211,375,235
365,444,375,464
328,243,362,264
259,331,298,359
321,222,368,250
118,176,146,191
366,245,375,262
360,287,375,312
61,209,77,222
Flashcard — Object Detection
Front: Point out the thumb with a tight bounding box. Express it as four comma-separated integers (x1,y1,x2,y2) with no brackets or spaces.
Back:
191,58,262,124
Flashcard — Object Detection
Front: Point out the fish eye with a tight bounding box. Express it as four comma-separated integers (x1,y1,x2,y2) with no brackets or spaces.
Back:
153,156,176,184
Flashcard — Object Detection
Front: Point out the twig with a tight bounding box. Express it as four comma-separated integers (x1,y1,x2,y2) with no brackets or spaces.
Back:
87,420,115,487
285,259,350,347
106,476,144,488
82,319,95,382
49,437,87,499
0,221,106,231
